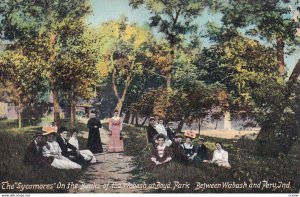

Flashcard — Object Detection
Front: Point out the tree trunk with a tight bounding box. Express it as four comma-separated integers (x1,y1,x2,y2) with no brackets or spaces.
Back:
177,117,185,132
112,67,133,116
135,113,139,126
51,83,60,127
276,36,285,76
124,111,130,123
141,116,148,126
49,32,60,126
28,101,32,125
130,113,135,124
70,97,76,129
18,100,22,129
215,119,219,130
198,118,202,135
256,59,300,155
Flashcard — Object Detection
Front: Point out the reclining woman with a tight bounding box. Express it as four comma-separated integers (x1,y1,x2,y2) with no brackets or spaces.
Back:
42,131,82,170
68,128,97,163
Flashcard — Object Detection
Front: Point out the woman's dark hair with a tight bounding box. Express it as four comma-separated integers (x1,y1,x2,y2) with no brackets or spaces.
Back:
57,126,68,134
70,128,79,135
156,134,166,140
114,110,119,113
215,141,222,146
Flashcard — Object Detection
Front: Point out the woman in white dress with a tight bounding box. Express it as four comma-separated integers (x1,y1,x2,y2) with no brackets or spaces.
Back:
154,119,172,146
211,141,231,169
42,132,82,170
68,128,97,163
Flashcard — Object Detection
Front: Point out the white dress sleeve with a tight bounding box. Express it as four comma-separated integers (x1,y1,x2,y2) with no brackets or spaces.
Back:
222,150,229,162
42,146,51,157
68,137,79,150
212,150,217,162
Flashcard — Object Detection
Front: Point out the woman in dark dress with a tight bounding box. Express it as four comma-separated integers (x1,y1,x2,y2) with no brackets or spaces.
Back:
87,112,103,153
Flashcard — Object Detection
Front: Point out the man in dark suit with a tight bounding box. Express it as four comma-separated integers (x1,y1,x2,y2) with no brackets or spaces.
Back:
193,138,209,167
56,126,87,165
146,117,158,145
24,131,54,167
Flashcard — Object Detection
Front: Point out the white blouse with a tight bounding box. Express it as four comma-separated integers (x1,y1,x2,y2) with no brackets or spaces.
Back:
68,136,79,150
212,149,229,162
155,124,168,136
42,141,62,158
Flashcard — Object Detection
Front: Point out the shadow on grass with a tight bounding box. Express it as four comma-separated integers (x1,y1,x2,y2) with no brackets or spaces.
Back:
120,123,300,193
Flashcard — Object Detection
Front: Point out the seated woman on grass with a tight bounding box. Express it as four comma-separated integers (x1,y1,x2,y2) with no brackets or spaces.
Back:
211,141,231,169
68,128,97,164
42,131,82,170
181,137,197,162
147,134,173,170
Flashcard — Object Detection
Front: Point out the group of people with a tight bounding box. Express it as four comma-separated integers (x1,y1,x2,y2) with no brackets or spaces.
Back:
24,126,97,170
24,110,125,170
146,117,231,170
24,113,230,171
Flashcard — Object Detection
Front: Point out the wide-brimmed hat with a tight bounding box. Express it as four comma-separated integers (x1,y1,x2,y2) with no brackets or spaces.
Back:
153,133,169,141
183,130,197,139
42,125,58,136
174,133,183,138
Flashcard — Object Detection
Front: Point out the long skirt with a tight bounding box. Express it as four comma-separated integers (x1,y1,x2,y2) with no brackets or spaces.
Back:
108,135,124,153
80,150,97,163
51,156,82,170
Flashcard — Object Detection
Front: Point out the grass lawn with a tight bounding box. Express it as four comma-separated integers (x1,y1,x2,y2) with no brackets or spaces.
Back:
0,119,88,193
121,124,300,193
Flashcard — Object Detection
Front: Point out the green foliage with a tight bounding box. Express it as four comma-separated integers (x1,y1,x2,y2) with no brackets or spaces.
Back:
252,80,300,155
200,29,279,118
222,0,297,42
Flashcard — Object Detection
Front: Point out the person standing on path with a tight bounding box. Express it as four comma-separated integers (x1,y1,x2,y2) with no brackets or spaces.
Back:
87,112,103,153
108,110,124,153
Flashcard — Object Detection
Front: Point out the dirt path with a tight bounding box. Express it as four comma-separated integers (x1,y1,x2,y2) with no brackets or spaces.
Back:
69,119,148,193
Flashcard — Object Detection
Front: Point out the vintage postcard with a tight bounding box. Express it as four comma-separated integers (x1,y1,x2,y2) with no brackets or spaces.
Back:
0,0,299,196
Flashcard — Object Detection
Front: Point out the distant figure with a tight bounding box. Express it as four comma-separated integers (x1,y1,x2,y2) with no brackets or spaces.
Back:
146,134,173,170
211,141,231,169
56,127,86,165
108,110,124,153
42,131,81,170
166,122,176,142
146,117,158,145
87,112,103,153
155,119,172,146
24,131,54,167
193,138,209,166
69,128,97,163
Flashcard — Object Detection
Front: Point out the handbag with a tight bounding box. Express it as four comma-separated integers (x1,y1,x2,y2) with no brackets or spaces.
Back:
120,132,123,140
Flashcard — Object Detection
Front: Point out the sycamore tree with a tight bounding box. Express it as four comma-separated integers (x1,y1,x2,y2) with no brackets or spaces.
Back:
200,27,278,119
0,0,92,125
129,0,222,89
221,0,299,76
95,18,155,115
0,40,47,128
55,21,99,128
